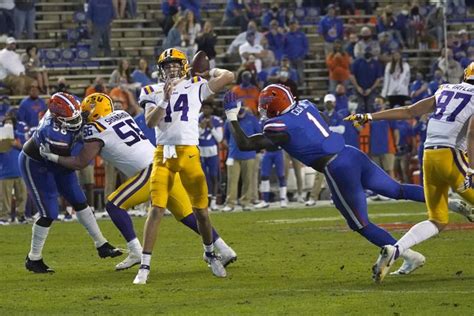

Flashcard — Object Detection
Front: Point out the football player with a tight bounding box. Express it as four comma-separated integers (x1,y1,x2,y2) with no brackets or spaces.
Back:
347,62,474,282
40,93,237,271
135,48,234,283
223,85,427,277
20,92,122,273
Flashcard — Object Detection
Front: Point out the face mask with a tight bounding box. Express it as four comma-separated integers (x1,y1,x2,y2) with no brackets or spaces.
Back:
279,71,289,78
434,74,442,80
362,35,371,41
364,52,372,60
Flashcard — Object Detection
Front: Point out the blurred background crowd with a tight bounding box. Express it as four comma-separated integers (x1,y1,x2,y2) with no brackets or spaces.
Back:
0,0,472,223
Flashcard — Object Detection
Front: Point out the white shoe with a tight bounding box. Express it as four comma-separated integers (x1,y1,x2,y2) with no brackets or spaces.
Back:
219,247,237,267
372,245,398,283
133,266,150,284
116,252,141,270
391,250,425,275
0,219,10,226
221,205,234,212
210,199,219,211
448,199,474,222
305,199,316,206
296,195,306,203
255,201,269,209
206,253,227,277
280,199,288,208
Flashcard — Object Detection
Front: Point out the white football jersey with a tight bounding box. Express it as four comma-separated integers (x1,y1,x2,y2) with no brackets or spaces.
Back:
425,82,474,152
139,76,214,145
83,110,155,178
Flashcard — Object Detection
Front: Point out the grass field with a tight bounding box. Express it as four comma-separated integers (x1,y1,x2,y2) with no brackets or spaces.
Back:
1,202,473,315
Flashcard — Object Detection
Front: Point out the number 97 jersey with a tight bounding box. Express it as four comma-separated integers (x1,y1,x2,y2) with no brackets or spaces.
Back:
82,110,154,178
425,82,474,152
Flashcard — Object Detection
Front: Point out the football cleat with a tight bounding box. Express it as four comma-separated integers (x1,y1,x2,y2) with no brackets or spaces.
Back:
25,256,55,273
115,252,141,270
133,265,150,285
97,242,123,258
221,205,234,212
391,250,425,275
204,247,238,268
255,201,269,209
280,199,288,208
448,199,474,222
205,253,227,277
372,245,398,283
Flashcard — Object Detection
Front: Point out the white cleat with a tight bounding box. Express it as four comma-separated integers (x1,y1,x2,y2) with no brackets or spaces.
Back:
205,253,227,277
280,199,288,208
116,252,142,270
448,199,474,222
219,247,238,267
305,199,316,206
372,245,398,283
255,201,269,209
133,266,150,284
221,205,234,212
391,250,425,275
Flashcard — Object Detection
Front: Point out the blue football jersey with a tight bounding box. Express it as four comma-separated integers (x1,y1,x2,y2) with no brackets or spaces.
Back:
198,114,224,147
33,112,80,162
263,99,345,166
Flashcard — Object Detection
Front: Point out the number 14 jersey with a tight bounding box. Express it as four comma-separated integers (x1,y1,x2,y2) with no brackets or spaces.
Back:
83,110,154,178
139,76,214,146
426,82,474,152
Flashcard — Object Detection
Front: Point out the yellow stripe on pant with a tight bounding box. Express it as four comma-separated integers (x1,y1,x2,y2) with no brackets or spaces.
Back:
423,148,474,224
107,165,193,221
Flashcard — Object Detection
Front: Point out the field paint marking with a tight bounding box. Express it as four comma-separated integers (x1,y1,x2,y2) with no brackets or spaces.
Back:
259,212,428,224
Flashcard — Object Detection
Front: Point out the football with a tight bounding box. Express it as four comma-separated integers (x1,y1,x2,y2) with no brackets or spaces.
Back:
191,50,210,76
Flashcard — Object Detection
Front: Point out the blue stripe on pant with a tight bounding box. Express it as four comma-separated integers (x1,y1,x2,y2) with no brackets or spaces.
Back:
18,151,87,219
323,145,424,231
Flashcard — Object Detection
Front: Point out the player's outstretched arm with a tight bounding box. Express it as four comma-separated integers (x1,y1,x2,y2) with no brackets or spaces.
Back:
206,68,235,93
345,96,436,126
40,141,102,170
224,91,281,151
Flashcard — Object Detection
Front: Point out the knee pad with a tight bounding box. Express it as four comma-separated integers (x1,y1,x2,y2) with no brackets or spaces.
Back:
73,202,89,212
36,217,54,227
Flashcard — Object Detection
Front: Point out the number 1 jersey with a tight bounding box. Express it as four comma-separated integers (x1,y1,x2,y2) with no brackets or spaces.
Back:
83,110,154,178
426,82,474,152
139,76,214,146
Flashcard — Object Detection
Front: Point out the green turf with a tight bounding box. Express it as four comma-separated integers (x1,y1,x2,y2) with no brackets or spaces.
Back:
1,202,473,315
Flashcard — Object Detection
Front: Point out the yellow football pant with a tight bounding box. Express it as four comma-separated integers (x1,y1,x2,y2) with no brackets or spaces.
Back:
107,165,193,221
423,148,474,224
150,145,208,209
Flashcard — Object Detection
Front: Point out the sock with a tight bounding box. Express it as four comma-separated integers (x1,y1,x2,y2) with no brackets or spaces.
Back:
214,237,229,252
76,206,107,248
357,223,397,248
28,224,50,260
127,237,142,254
396,220,439,255
203,243,214,257
210,196,217,209
180,213,220,242
141,252,152,269
279,186,287,201
105,202,136,242
260,180,270,202
400,184,425,202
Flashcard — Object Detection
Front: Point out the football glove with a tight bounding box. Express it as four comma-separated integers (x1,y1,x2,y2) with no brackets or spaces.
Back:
459,168,474,193
344,113,373,128
223,91,241,121
39,143,59,163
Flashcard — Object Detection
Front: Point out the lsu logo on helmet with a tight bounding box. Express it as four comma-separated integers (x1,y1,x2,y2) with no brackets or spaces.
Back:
81,93,114,123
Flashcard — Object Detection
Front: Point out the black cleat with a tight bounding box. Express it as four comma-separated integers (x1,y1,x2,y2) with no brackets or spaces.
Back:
97,242,123,258
25,256,55,273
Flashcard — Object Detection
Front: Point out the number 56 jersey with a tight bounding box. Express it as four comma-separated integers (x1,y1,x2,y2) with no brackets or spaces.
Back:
82,110,155,178
426,82,474,152
139,76,214,146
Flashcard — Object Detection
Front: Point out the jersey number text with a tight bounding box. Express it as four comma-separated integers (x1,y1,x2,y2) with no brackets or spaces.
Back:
433,91,472,122
164,94,189,122
113,119,147,146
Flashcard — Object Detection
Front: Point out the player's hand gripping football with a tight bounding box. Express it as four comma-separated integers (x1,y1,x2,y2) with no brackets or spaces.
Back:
223,91,241,121
459,168,474,193
344,113,373,128
39,143,59,163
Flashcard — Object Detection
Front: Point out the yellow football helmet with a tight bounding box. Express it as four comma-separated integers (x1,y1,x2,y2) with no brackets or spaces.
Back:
81,93,114,123
464,62,474,81
157,48,190,81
